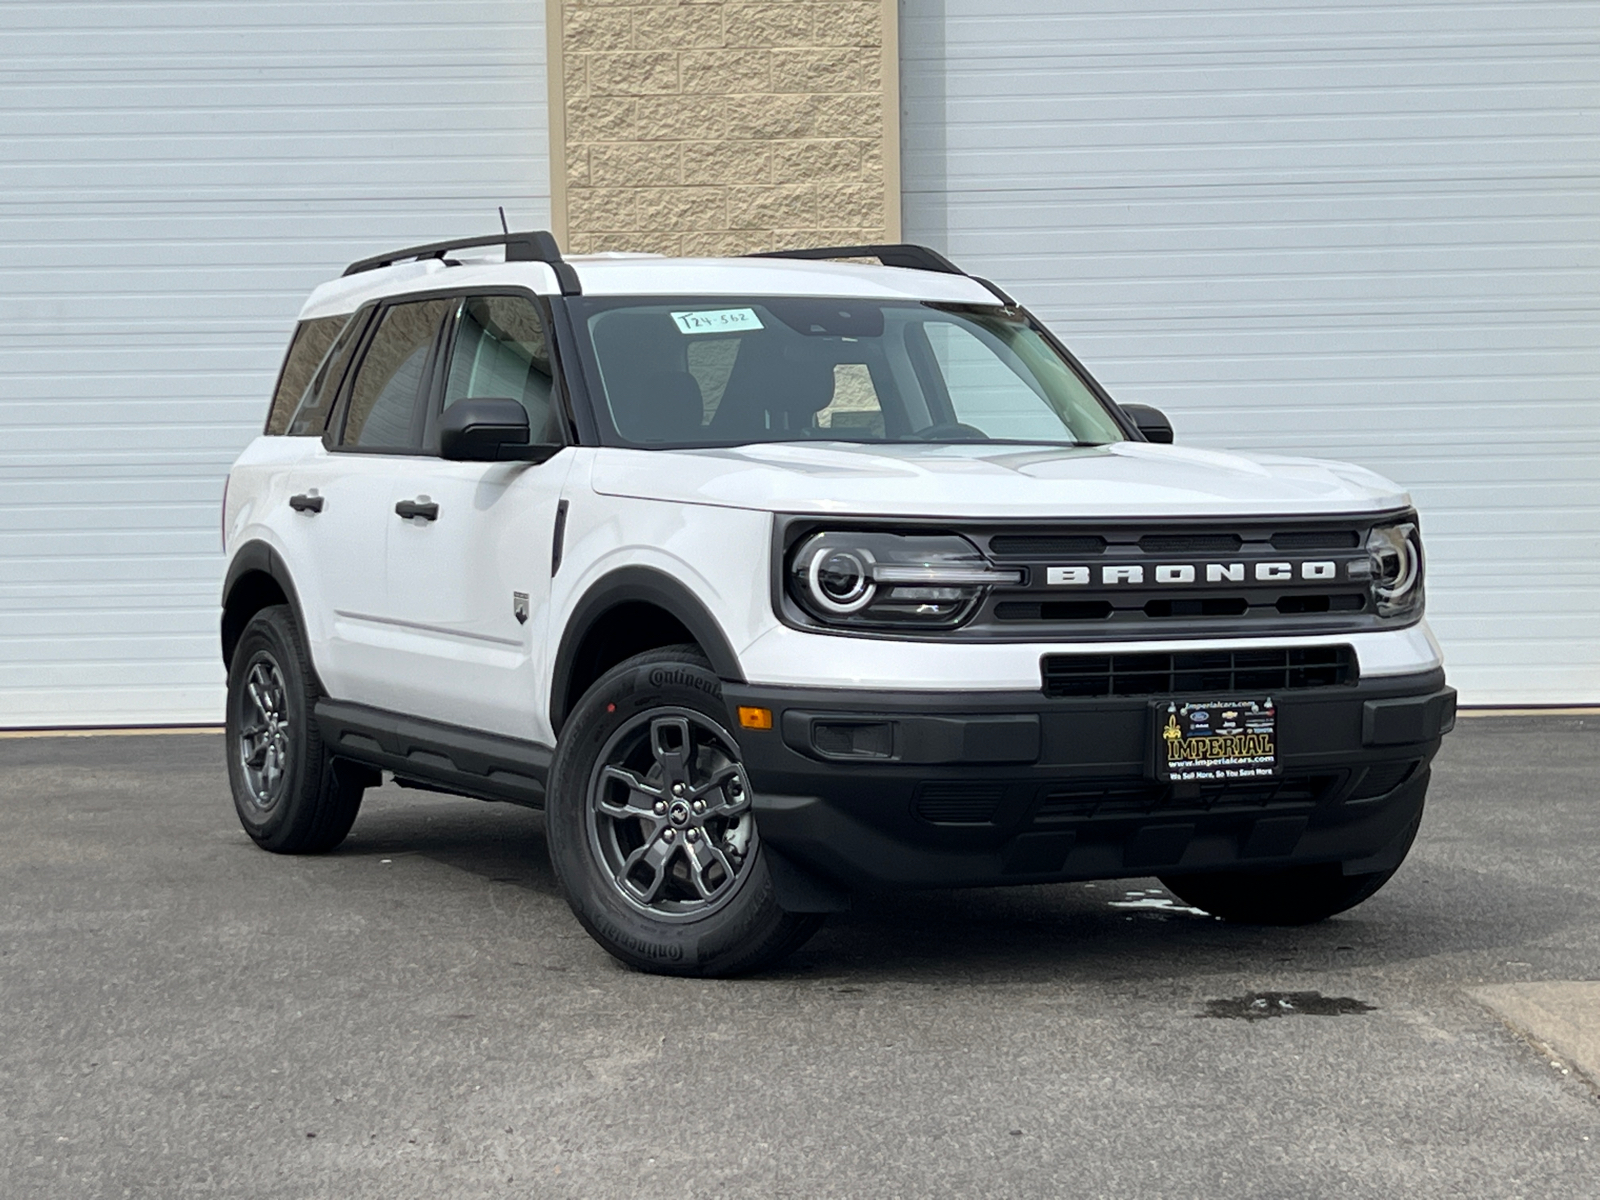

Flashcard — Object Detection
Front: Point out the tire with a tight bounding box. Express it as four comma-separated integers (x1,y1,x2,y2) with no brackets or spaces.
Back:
225,604,366,854
1159,807,1422,925
545,646,824,977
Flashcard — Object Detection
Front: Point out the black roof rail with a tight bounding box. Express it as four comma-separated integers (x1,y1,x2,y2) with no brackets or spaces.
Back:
748,243,963,274
746,242,1015,305
342,229,581,295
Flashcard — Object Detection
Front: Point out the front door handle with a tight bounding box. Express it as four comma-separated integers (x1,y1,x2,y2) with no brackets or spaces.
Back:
289,493,323,513
395,498,439,521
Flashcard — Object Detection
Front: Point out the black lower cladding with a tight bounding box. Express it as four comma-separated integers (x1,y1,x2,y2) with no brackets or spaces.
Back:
723,669,1453,890
315,700,551,807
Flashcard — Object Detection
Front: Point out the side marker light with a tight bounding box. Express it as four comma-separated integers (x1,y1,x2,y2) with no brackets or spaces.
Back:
738,707,773,730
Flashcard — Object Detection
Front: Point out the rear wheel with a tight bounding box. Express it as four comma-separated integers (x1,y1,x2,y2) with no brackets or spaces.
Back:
545,646,823,976
225,605,366,853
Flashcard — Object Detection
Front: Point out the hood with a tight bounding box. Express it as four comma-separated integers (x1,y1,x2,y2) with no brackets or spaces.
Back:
589,441,1411,519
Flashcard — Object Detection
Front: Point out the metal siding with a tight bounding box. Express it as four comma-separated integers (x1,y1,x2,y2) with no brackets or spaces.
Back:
0,2,549,726
903,0,1600,704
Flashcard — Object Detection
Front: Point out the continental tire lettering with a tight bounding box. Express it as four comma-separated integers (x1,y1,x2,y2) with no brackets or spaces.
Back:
647,667,718,697
592,915,687,962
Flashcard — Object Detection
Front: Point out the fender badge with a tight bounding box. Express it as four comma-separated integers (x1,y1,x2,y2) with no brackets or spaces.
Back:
513,592,529,624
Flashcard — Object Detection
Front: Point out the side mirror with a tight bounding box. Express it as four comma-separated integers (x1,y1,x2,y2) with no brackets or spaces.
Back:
1121,403,1173,444
439,398,531,461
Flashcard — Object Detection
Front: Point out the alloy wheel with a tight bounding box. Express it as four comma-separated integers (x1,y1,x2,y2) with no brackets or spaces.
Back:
237,653,292,812
586,708,757,920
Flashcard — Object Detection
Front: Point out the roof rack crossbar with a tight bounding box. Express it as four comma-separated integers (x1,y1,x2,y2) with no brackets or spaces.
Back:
747,243,964,275
342,229,581,294
746,242,1014,305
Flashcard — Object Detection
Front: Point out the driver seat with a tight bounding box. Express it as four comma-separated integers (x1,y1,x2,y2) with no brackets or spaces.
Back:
710,352,836,440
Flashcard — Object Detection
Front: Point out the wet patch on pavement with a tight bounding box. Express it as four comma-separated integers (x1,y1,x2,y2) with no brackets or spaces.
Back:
1202,991,1377,1021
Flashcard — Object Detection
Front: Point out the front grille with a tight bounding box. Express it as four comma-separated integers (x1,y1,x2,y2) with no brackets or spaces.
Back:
995,595,1369,622
914,781,1007,825
1141,597,1249,619
988,534,1106,559
1138,533,1243,555
1041,646,1357,698
1275,594,1366,615
1034,774,1334,823
957,517,1396,641
1271,529,1361,550
995,599,1113,622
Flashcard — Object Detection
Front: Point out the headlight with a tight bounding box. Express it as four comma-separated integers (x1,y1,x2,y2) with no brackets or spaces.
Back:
1362,519,1425,619
788,531,1022,629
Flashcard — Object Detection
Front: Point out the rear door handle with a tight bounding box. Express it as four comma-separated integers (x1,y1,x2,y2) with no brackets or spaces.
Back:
289,493,323,513
395,498,439,521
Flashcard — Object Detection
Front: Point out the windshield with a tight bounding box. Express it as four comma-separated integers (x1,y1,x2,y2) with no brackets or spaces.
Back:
573,297,1127,448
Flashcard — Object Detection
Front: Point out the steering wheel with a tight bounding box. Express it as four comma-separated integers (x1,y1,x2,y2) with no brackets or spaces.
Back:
914,422,990,442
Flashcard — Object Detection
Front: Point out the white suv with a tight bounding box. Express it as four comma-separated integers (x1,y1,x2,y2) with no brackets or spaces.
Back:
221,232,1455,975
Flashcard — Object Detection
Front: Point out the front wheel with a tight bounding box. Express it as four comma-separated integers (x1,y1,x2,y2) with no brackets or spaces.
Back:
545,647,823,976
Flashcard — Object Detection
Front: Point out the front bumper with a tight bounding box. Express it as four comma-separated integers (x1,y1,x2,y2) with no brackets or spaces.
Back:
724,670,1454,892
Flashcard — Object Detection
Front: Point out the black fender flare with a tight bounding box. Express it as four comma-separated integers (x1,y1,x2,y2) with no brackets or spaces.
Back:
550,566,746,731
220,540,311,669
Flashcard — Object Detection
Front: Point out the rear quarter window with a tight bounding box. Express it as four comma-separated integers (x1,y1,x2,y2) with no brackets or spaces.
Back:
285,312,370,437
264,315,349,435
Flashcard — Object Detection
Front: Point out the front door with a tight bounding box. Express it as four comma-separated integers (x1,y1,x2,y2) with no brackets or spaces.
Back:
377,293,573,741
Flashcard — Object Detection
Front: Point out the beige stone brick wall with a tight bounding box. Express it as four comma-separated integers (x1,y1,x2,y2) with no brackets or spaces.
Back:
548,0,900,256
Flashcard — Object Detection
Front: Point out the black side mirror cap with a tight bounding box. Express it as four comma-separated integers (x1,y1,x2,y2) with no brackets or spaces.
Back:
1121,403,1174,444
439,398,532,461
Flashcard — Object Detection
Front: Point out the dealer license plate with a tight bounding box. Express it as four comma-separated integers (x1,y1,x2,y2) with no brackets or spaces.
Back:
1157,697,1279,782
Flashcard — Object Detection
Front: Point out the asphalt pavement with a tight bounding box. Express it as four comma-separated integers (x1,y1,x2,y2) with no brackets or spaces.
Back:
2,715,1597,1198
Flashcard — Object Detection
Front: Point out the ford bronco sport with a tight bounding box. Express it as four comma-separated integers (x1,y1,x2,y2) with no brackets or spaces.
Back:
220,231,1455,975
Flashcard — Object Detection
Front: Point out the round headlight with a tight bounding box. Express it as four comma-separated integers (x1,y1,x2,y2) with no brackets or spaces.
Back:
807,544,876,613
786,530,1024,629
1366,521,1424,618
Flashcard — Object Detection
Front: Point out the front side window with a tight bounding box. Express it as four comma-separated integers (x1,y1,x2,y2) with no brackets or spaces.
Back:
443,295,559,441
340,299,452,450
574,297,1126,448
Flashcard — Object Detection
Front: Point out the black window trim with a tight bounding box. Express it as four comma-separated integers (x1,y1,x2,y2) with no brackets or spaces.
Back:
548,296,601,446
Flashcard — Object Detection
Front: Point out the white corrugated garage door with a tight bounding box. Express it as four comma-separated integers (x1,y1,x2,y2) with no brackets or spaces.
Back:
1,2,549,727
903,0,1600,704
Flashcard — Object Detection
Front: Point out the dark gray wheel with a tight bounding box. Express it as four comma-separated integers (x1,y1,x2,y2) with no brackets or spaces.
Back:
546,646,823,976
587,708,757,920
225,605,367,854
235,655,292,815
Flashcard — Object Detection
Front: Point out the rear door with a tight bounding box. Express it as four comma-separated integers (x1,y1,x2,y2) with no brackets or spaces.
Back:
310,295,454,705
266,308,371,670
378,293,574,740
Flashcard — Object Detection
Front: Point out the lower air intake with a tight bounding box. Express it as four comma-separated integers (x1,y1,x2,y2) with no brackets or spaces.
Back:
914,781,1007,825
1041,646,1357,698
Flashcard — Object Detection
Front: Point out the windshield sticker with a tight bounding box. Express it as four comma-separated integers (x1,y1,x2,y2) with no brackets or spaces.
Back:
671,308,764,335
